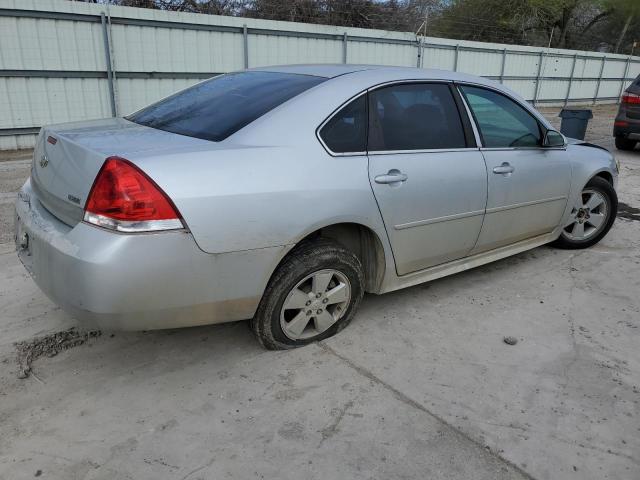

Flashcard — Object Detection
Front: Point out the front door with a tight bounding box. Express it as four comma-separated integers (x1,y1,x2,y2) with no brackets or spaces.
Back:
459,85,572,253
367,82,488,275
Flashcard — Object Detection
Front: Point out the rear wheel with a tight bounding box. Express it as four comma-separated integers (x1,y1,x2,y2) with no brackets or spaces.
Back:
251,239,364,350
553,177,617,249
615,136,637,151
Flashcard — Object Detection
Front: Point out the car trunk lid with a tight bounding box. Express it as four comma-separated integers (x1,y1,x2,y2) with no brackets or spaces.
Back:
31,118,213,227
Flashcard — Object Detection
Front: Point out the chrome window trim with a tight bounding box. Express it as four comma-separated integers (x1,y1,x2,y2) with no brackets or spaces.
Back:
316,78,467,158
480,146,567,152
316,78,565,157
323,151,368,157
368,147,480,155
366,78,453,90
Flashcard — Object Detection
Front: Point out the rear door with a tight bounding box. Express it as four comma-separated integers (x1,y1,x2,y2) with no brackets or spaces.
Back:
459,84,571,253
366,82,488,275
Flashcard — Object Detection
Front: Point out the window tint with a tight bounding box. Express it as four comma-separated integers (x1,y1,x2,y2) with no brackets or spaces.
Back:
460,86,541,148
319,95,367,153
368,83,466,151
127,71,325,142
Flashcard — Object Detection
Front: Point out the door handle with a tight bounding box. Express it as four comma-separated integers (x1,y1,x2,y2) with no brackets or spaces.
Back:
493,162,515,175
374,170,408,185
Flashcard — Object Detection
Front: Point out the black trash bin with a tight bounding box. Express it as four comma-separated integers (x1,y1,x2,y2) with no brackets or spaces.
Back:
558,109,593,140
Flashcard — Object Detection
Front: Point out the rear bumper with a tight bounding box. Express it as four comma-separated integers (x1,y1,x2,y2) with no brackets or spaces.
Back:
14,179,287,330
613,113,640,138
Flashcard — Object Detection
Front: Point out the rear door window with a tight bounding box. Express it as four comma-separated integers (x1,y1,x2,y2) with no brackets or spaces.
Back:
368,83,467,151
460,85,542,148
127,71,326,142
319,95,367,153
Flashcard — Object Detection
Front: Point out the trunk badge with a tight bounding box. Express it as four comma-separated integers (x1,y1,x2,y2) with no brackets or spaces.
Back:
39,154,48,168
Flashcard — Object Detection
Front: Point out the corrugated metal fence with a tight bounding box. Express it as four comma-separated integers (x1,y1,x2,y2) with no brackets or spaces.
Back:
1,0,639,150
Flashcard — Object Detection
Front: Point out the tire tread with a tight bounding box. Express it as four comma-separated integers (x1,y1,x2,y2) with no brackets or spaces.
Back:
250,238,364,350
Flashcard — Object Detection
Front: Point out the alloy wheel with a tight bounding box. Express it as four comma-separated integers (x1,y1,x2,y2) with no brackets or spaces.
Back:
280,269,351,340
563,188,609,241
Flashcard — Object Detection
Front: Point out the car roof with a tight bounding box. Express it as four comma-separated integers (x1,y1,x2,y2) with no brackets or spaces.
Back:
249,64,373,78
249,63,497,87
232,64,553,145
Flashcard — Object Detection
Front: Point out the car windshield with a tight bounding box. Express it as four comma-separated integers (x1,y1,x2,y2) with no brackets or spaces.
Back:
127,71,326,142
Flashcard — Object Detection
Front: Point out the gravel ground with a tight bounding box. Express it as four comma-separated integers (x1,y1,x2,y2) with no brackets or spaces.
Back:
1,104,639,480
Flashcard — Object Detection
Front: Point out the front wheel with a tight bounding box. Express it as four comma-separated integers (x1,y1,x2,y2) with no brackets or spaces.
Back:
251,239,364,350
553,176,617,249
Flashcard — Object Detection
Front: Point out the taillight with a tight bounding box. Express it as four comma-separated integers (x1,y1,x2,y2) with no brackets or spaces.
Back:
83,156,183,233
621,92,640,104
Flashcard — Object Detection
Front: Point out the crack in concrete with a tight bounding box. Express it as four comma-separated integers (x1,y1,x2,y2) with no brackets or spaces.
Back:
179,455,216,480
316,342,536,480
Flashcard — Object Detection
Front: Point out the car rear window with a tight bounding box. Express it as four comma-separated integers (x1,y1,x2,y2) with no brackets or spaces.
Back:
127,71,326,142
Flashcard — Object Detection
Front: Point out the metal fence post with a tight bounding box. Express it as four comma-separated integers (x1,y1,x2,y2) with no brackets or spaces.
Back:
617,55,632,104
100,12,116,117
499,48,507,84
416,38,422,68
532,50,544,105
243,24,249,69
564,53,577,106
453,44,459,71
593,56,606,104
342,32,348,64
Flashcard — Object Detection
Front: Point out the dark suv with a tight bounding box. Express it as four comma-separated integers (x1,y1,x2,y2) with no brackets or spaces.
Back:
614,74,640,150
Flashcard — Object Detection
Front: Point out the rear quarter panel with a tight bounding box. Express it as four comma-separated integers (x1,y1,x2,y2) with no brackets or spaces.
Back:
135,144,386,255
131,73,394,257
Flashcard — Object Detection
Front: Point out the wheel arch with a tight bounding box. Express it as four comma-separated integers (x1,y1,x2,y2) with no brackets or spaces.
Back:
592,169,614,186
276,222,387,293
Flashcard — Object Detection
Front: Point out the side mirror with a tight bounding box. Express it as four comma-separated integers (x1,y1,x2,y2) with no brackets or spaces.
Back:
543,129,566,147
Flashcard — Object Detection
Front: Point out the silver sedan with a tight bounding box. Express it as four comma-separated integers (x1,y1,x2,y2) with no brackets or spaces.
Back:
14,65,619,349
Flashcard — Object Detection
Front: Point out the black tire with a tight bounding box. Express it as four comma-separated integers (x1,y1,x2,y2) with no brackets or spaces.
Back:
615,136,637,151
553,176,617,249
250,238,364,350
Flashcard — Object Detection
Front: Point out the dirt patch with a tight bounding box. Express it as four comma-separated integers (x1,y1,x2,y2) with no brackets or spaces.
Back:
618,202,640,222
14,327,101,379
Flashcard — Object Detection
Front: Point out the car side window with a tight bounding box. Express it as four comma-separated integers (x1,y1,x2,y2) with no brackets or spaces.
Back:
368,83,467,151
319,95,367,153
460,86,542,148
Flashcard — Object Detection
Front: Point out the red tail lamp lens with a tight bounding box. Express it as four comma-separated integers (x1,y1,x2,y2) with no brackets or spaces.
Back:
621,93,640,104
85,156,181,224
